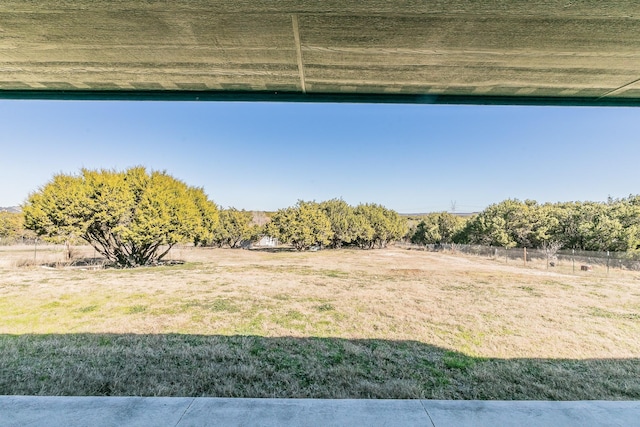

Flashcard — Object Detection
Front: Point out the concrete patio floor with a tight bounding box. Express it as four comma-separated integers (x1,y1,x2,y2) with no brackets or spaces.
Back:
1,396,638,427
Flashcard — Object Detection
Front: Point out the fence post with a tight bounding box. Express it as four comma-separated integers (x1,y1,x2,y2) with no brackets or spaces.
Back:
523,247,527,266
34,237,38,263
546,251,549,269
607,251,610,275
572,249,575,273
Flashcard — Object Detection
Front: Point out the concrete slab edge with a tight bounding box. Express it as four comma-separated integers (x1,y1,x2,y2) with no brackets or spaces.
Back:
1,396,639,427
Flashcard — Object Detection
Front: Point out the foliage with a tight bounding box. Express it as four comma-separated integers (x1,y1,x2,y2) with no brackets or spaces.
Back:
22,165,640,255
265,201,332,251
264,200,406,250
212,208,258,248
23,167,218,267
319,198,360,248
353,203,406,249
0,212,24,242
410,212,467,245
460,195,640,253
350,212,376,249
190,187,221,247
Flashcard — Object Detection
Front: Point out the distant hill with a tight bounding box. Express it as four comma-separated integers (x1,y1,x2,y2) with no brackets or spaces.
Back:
0,206,21,213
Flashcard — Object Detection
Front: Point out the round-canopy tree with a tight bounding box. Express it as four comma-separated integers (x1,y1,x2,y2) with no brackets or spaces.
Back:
266,200,332,251
353,203,406,249
211,208,258,248
0,211,24,242
23,167,218,267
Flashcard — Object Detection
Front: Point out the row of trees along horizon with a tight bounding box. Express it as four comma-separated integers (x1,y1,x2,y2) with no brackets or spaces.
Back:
1,167,639,267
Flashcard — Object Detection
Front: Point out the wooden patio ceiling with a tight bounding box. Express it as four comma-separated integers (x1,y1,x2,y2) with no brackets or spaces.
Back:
1,1,639,105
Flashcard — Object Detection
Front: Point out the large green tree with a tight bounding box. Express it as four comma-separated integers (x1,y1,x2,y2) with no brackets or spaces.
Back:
320,198,360,248
353,203,406,249
411,212,466,245
212,208,258,248
463,199,538,248
23,167,218,267
190,186,221,247
265,200,332,251
459,196,640,253
611,196,640,253
0,212,24,243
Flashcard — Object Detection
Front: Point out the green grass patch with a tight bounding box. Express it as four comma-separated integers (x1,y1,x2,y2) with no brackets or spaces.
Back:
516,285,542,296
181,299,240,314
236,314,267,335
41,301,63,309
209,299,240,313
125,305,147,314
323,270,348,278
443,351,477,371
77,305,98,313
589,307,640,320
315,303,335,312
271,310,308,332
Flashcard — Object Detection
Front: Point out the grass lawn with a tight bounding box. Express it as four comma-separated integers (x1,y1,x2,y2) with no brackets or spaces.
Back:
0,245,639,399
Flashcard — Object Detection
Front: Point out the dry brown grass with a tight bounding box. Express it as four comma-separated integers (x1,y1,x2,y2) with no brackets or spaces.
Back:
0,245,639,399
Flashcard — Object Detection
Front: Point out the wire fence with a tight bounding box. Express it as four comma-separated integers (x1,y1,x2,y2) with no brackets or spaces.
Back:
0,236,39,246
4,237,640,275
395,242,640,273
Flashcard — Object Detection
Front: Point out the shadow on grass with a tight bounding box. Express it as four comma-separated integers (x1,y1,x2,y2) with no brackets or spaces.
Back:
0,334,638,400
249,247,299,253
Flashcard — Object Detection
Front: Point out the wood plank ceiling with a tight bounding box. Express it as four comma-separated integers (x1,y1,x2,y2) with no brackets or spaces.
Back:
1,1,639,104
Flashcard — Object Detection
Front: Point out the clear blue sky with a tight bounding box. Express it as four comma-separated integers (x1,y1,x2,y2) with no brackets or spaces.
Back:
1,100,639,213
